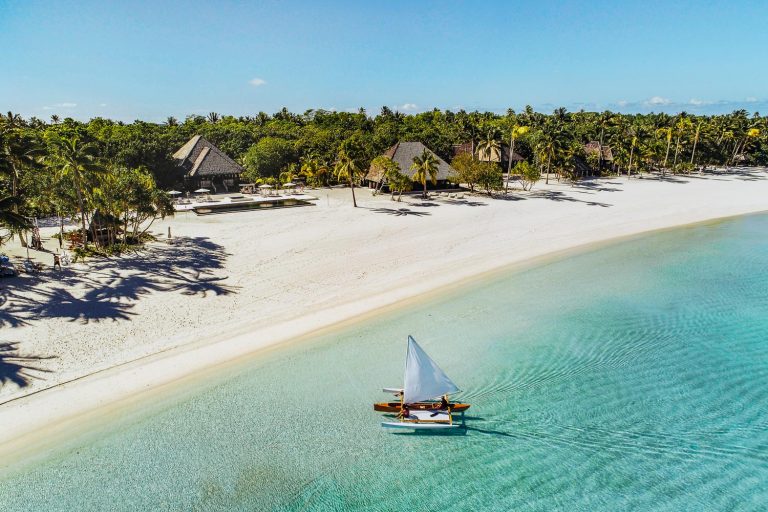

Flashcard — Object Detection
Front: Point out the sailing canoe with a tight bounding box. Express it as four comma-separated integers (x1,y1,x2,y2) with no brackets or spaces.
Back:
373,401,470,413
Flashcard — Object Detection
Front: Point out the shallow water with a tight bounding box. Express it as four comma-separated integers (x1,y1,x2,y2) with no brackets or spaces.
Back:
2,214,768,511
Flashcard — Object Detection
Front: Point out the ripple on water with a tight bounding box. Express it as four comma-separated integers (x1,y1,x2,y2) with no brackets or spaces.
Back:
1,215,768,511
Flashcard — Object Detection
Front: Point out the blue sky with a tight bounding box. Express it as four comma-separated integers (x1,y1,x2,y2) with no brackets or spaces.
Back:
2,0,766,121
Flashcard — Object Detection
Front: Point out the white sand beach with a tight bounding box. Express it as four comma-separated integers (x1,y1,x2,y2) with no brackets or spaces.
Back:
1,169,767,460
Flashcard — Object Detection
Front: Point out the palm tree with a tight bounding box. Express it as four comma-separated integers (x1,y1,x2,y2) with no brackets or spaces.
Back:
3,112,24,128
369,155,401,194
736,127,762,163
672,114,692,168
536,116,567,184
333,150,358,207
165,116,178,126
278,163,298,185
535,131,557,185
476,128,501,162
655,127,673,173
505,125,529,191
50,114,60,124
299,158,318,186
596,111,614,147
300,157,330,187
0,126,41,199
388,171,413,201
45,135,104,247
689,120,705,167
410,149,439,198
207,112,220,124
627,130,638,179
0,195,31,246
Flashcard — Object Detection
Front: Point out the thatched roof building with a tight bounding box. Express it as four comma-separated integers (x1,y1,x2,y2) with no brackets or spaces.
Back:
365,142,456,188
173,135,244,192
452,141,524,166
584,141,614,161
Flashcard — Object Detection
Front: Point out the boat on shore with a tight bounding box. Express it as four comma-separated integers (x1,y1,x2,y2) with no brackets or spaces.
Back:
378,336,468,430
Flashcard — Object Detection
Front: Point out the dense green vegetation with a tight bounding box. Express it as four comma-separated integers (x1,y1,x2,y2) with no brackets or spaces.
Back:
1,107,766,247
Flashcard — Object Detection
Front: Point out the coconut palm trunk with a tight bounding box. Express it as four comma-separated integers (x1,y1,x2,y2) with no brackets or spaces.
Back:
349,174,357,207
690,124,701,166
505,133,516,192
74,183,88,247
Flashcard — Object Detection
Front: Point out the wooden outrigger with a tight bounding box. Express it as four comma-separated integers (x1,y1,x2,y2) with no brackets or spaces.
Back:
381,409,461,430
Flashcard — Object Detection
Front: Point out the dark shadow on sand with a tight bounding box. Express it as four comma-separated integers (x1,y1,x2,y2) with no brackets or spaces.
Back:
572,180,622,193
0,236,237,327
645,174,690,184
371,207,431,217
529,190,612,207
0,342,55,388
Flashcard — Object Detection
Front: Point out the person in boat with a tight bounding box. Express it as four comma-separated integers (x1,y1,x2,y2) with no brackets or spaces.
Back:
431,395,450,410
401,405,410,418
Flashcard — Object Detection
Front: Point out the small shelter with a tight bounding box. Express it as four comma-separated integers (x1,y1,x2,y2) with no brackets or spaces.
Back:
582,141,615,174
88,210,122,246
452,142,524,169
584,141,614,162
172,136,244,193
365,142,456,190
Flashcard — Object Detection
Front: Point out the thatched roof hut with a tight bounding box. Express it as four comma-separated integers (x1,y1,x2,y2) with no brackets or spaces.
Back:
584,141,614,161
366,142,456,187
452,142,524,164
173,136,244,192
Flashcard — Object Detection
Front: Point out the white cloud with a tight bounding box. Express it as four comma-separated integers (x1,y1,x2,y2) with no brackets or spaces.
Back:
249,77,267,87
688,98,707,106
645,96,671,106
398,103,418,112
42,102,77,110
617,100,628,107
99,103,107,107
745,96,758,102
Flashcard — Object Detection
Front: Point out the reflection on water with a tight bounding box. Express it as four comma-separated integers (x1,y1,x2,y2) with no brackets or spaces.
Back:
1,215,768,511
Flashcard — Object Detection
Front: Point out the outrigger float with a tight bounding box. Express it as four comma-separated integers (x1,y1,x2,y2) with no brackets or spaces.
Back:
377,336,469,431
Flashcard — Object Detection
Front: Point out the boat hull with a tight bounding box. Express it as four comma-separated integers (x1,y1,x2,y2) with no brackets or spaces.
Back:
373,402,471,413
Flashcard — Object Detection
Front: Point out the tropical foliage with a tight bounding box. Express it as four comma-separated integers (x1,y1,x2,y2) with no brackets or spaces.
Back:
1,107,767,244
410,149,439,199
0,113,173,251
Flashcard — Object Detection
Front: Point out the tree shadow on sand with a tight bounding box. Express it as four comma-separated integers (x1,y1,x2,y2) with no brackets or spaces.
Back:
644,174,689,184
711,167,768,182
0,236,238,327
371,207,431,217
572,180,622,192
0,342,55,389
529,190,612,207
448,198,488,206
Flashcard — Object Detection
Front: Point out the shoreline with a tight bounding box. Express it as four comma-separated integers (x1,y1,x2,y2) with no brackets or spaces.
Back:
1,205,767,469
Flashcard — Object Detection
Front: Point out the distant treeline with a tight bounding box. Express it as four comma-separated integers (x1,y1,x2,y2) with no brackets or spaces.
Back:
1,107,766,249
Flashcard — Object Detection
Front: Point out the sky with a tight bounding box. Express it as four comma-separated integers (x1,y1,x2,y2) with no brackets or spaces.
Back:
2,0,767,121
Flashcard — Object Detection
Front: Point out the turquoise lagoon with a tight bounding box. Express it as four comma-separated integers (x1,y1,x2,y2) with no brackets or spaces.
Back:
2,214,768,511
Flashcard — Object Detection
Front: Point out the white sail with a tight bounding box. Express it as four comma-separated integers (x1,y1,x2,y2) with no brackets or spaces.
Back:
403,335,459,404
